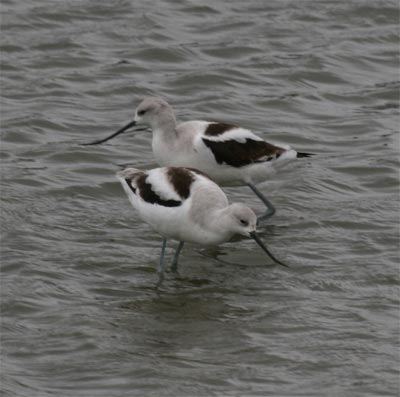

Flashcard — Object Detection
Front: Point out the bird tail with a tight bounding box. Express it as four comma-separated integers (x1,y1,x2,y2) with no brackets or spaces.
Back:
296,152,314,158
116,167,142,180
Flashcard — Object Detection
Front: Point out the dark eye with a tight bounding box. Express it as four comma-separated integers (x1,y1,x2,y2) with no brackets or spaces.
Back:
240,219,248,226
138,109,147,116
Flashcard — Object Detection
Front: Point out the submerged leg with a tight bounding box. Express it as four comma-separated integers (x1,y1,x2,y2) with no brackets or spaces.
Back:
247,183,276,222
156,238,167,288
170,241,185,273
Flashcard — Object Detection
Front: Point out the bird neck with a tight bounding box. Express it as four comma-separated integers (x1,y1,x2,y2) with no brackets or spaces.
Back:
205,205,236,242
151,113,182,166
151,111,177,136
187,184,231,241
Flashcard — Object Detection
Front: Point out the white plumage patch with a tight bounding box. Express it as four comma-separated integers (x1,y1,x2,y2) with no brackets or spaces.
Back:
202,125,264,144
146,168,182,202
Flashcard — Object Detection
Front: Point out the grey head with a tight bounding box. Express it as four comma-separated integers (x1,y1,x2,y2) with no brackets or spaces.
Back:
134,97,175,129
226,203,289,268
83,96,176,146
226,203,258,237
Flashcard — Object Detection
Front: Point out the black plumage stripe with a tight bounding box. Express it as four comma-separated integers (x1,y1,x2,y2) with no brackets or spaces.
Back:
204,122,237,136
297,152,314,158
125,178,136,194
202,138,285,168
136,174,182,207
166,167,194,199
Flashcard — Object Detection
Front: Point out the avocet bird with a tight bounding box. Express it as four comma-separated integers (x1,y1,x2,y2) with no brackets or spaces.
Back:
116,166,287,287
87,97,312,221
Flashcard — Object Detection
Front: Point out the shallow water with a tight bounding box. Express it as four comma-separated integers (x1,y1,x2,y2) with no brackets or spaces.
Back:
1,1,399,396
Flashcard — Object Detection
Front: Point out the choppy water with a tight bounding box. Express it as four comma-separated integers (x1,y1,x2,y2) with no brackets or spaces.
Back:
1,1,399,396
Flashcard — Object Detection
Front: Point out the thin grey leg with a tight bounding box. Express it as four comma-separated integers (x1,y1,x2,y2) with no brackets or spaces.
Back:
170,241,184,273
247,183,276,222
156,238,167,288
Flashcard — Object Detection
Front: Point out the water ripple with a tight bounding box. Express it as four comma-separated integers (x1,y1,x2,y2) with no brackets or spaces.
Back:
1,1,399,396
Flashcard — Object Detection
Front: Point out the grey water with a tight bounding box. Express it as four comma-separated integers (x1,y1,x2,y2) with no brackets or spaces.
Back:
1,1,399,396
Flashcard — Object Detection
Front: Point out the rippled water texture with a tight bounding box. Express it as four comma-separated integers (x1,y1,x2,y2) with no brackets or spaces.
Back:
1,1,399,396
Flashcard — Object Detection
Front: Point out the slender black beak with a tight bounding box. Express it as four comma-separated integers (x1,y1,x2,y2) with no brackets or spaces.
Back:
249,231,288,268
82,119,137,145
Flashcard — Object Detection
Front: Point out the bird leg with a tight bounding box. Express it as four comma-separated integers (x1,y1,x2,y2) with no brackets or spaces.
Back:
156,238,167,288
247,183,276,223
170,241,185,273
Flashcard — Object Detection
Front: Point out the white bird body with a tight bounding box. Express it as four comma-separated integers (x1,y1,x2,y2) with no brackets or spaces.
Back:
152,119,298,186
116,166,287,286
117,166,243,246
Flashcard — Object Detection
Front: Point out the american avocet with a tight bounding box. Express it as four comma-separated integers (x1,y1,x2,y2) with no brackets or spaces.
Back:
116,166,287,287
87,97,312,221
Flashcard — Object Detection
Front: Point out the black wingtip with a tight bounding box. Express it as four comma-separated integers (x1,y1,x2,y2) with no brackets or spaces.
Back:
125,178,136,194
297,152,314,158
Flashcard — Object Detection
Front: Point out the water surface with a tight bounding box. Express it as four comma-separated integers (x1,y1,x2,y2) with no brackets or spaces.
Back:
1,1,399,396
